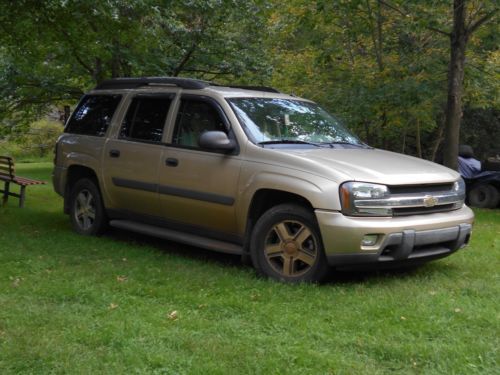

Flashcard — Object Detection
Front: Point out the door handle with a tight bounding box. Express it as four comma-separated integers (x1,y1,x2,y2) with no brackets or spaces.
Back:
109,149,120,158
166,158,179,167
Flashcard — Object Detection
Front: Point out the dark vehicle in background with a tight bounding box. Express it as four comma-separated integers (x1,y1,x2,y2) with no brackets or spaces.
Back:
458,145,500,209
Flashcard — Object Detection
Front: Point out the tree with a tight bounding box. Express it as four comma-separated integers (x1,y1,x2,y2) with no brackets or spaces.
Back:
267,0,451,155
0,0,271,133
442,0,497,170
265,0,498,161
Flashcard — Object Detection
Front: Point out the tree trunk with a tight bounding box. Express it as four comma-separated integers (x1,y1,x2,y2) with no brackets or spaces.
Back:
442,0,468,170
401,123,407,154
93,58,105,84
430,111,445,162
415,119,422,158
63,105,71,125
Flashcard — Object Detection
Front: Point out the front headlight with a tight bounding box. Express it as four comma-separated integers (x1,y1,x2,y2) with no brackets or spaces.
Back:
340,182,392,216
452,178,466,209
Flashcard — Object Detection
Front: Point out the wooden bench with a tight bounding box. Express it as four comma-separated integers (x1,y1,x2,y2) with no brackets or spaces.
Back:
0,156,46,208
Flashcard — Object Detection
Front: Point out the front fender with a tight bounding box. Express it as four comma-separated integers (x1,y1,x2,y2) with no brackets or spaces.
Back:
235,165,340,235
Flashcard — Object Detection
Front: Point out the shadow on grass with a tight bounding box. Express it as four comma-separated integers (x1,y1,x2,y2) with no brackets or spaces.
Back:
3,203,457,286
102,226,454,285
105,226,243,267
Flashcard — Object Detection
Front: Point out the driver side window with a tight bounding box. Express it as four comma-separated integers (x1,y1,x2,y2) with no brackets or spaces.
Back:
173,98,227,148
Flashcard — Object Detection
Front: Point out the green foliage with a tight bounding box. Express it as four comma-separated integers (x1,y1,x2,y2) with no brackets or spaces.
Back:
0,0,271,128
0,0,498,159
266,0,499,159
16,120,63,157
0,120,63,160
0,163,499,373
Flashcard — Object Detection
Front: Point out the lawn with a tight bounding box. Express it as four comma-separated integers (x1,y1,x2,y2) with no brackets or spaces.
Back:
0,162,499,374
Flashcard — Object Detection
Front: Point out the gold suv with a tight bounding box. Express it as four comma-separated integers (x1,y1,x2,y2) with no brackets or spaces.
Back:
53,77,474,282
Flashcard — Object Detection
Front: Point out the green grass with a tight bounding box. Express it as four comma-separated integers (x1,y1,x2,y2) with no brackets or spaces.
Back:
1,162,499,374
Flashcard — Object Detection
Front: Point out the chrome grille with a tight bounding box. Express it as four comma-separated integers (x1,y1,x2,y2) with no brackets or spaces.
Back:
392,204,456,216
354,183,464,217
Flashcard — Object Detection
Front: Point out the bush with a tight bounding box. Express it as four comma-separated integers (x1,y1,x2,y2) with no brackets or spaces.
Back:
0,141,24,159
12,120,63,159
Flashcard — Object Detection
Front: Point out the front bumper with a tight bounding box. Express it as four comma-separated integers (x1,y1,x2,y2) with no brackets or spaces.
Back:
315,206,474,267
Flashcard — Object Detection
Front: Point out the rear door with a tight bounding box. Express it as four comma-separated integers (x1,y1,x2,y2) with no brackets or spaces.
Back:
101,94,174,217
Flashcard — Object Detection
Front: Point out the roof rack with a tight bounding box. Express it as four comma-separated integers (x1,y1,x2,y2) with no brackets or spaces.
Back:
94,77,211,90
93,77,281,93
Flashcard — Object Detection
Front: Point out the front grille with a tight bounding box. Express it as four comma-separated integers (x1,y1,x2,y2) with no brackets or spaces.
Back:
389,183,453,195
387,183,458,216
392,204,456,216
352,181,464,217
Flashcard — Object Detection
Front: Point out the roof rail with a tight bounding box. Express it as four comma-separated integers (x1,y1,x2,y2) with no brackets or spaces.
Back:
94,77,211,90
93,77,281,93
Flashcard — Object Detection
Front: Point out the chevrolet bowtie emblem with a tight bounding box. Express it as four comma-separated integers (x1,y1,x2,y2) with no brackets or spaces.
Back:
423,195,438,207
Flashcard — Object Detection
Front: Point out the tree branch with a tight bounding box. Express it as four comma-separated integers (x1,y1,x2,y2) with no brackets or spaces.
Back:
39,12,96,76
467,9,498,35
171,43,198,77
426,25,451,37
466,2,484,28
379,0,451,37
182,68,231,76
378,0,406,17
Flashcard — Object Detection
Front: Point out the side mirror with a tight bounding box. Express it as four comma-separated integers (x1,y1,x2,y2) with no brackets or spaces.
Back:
199,131,236,152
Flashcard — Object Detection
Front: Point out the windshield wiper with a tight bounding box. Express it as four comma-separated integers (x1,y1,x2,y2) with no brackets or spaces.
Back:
257,140,322,147
319,141,371,148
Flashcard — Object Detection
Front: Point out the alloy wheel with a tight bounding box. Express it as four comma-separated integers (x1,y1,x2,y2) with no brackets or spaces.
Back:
74,189,96,231
264,220,318,277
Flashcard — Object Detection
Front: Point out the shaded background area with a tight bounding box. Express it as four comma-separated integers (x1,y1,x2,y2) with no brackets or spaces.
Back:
1,0,498,162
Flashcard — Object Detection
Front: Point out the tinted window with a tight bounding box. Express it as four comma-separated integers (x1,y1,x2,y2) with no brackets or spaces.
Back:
66,95,122,136
173,99,227,147
120,96,172,142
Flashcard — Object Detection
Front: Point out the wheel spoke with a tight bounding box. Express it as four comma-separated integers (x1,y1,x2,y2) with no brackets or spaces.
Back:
296,249,315,266
83,215,91,229
76,208,85,218
282,256,293,276
77,193,86,208
273,222,291,242
293,226,311,246
265,243,283,258
86,194,94,207
87,211,96,220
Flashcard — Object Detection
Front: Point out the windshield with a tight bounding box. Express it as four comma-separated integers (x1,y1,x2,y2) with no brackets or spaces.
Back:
228,98,363,146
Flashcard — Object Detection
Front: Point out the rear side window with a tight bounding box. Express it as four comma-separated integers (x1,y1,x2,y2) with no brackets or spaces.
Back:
66,95,122,136
120,96,173,143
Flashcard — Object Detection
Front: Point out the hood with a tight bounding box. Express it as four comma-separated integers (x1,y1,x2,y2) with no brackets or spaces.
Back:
281,147,460,185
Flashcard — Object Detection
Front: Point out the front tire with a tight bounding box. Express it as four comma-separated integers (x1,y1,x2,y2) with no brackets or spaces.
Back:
69,178,108,235
250,204,329,283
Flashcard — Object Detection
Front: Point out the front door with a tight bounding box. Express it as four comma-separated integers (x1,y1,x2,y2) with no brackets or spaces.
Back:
159,96,242,238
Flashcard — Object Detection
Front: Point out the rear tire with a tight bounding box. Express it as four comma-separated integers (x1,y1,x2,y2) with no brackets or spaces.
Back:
69,178,108,235
250,204,329,283
468,183,499,208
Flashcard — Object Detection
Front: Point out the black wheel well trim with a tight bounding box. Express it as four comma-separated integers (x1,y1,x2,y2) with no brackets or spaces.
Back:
64,165,100,214
243,189,315,254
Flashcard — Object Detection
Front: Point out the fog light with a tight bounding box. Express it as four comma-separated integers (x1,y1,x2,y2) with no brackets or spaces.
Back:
361,234,379,247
